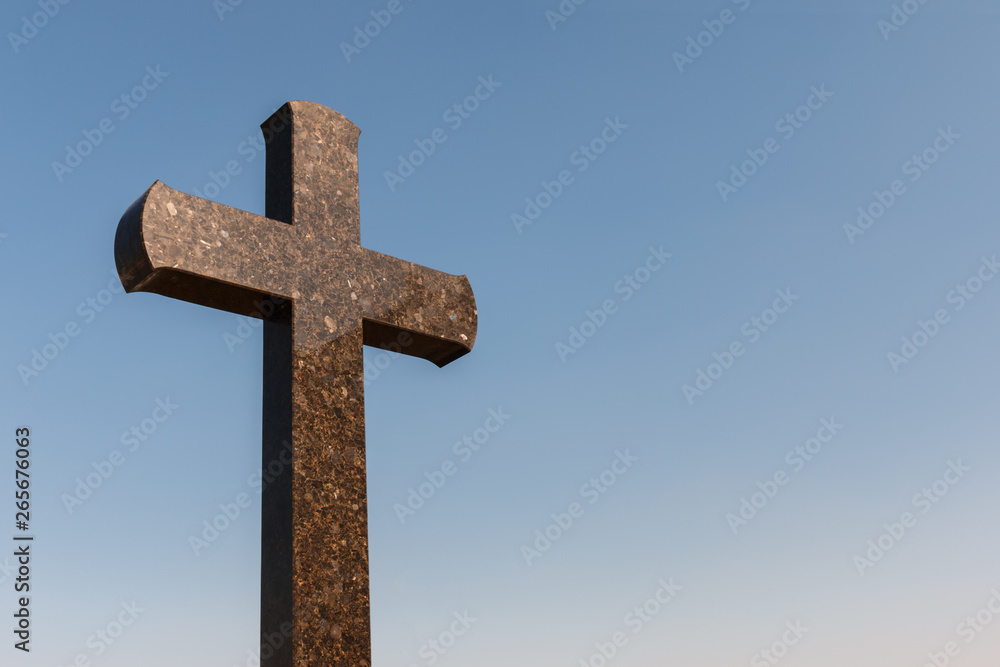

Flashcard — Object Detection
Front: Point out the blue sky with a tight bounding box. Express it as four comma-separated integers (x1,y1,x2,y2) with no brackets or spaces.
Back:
2,1,1000,666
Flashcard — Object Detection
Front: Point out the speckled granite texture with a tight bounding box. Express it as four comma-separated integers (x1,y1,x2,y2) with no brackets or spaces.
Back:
114,101,478,666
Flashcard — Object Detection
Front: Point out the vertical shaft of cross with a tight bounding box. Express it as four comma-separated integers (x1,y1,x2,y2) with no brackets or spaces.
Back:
262,317,374,667
259,103,373,667
260,321,372,666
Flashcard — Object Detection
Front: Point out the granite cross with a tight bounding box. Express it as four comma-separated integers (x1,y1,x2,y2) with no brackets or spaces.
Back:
114,101,478,666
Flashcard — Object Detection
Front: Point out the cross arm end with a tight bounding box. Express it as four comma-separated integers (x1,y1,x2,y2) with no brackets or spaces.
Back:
114,181,292,318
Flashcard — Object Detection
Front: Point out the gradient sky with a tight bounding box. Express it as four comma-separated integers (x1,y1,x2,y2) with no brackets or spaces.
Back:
2,1,1000,666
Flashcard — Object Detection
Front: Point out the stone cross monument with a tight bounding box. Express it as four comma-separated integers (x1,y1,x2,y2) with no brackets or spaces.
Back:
114,100,478,666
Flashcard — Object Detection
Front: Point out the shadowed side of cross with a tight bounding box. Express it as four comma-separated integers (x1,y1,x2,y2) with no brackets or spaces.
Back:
114,101,477,666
